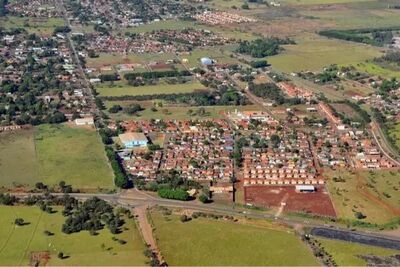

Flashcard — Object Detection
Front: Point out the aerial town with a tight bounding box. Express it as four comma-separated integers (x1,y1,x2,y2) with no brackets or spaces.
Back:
0,0,400,266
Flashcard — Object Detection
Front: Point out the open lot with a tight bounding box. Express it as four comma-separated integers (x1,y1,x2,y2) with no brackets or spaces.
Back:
268,34,381,73
34,124,114,190
325,169,400,224
181,48,244,69
0,129,39,188
244,185,337,217
150,209,318,266
0,206,147,266
96,80,206,97
317,237,399,266
0,16,65,35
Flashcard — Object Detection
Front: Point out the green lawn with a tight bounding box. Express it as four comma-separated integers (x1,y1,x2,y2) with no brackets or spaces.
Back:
0,129,39,188
96,80,206,97
325,169,398,224
150,210,318,266
317,237,399,266
0,206,147,266
34,124,114,190
268,34,381,73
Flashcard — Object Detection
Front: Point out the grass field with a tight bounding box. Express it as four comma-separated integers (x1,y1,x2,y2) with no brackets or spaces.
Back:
150,210,318,266
317,237,399,266
0,16,65,35
354,62,400,79
105,100,258,121
96,80,206,97
388,123,400,148
284,0,372,5
34,124,114,190
0,129,39,188
325,169,399,224
0,206,147,266
181,48,244,69
268,34,381,73
363,170,400,209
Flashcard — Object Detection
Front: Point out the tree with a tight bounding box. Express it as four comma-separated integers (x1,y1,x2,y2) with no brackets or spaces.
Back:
14,218,25,226
198,194,210,204
180,214,189,222
57,252,64,259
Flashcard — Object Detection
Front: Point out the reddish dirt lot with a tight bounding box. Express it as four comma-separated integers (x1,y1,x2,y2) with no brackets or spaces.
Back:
244,185,336,217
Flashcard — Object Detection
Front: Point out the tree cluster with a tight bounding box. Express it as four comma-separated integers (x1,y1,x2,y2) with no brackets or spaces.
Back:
236,38,295,58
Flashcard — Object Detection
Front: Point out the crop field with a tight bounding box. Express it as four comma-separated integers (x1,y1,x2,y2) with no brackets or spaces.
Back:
150,210,318,266
34,124,114,190
268,34,381,73
0,206,147,266
0,16,65,35
0,129,39,188
96,80,206,97
317,237,399,266
325,169,400,224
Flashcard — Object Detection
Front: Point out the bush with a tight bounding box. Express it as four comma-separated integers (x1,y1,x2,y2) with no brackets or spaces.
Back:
14,218,25,226
198,194,210,204
180,215,189,222
157,188,189,201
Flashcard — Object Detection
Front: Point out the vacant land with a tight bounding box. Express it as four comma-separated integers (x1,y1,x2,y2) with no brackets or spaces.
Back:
388,123,400,148
268,34,381,73
150,210,318,266
35,124,114,190
181,48,244,69
0,16,64,35
325,169,399,224
0,206,147,266
354,62,400,79
0,129,39,188
96,80,206,97
363,170,400,209
317,237,399,266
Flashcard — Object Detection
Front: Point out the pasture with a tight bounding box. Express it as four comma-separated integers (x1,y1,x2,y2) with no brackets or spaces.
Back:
0,206,147,266
325,169,400,224
268,34,381,73
96,80,206,97
317,237,399,266
34,124,114,190
354,62,400,79
150,209,318,266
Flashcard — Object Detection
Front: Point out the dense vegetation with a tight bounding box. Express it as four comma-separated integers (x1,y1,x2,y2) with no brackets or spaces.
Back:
248,82,301,105
157,188,189,201
0,0,7,16
375,51,400,65
124,70,191,80
319,27,400,46
105,147,130,189
236,38,295,58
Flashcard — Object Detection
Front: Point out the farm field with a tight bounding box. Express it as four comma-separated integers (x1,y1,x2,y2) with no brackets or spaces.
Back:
0,16,65,35
316,237,399,266
150,209,318,266
105,100,258,121
34,124,114,190
0,129,39,188
268,34,381,73
325,169,400,224
96,80,206,97
0,206,147,266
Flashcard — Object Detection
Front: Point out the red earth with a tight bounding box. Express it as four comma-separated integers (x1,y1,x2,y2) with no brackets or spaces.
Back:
244,185,337,217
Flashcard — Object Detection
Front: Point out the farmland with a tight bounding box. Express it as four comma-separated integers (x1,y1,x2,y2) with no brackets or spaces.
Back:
96,80,206,97
0,206,147,266
150,209,318,266
317,237,399,266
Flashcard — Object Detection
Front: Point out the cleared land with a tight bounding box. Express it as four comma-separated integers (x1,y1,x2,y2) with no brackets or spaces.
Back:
317,237,399,266
268,34,381,73
0,206,147,266
96,80,206,97
0,16,64,35
150,210,318,266
34,124,114,190
0,129,39,188
325,169,400,224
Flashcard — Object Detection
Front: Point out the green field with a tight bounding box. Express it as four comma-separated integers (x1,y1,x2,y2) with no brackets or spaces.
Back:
34,124,114,190
105,100,258,120
317,237,399,266
325,169,399,224
0,206,147,266
181,48,245,69
150,210,318,266
96,80,206,97
363,170,400,209
0,16,65,35
354,62,400,79
284,0,373,5
268,34,381,73
0,129,39,188
389,123,400,148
